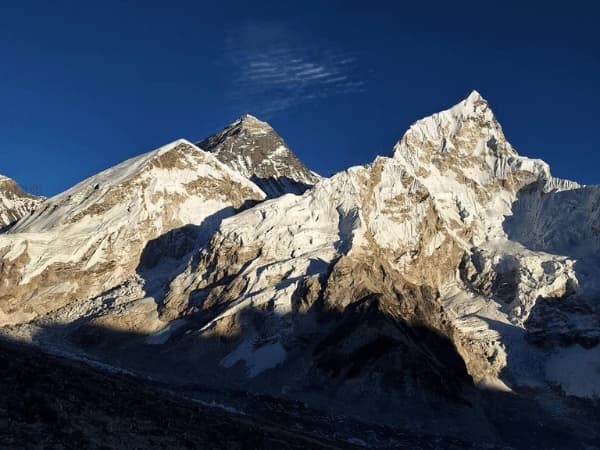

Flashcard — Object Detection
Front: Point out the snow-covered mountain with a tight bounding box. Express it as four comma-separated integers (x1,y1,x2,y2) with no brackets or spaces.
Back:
0,140,264,326
151,91,599,402
197,114,320,197
0,175,43,229
1,94,599,447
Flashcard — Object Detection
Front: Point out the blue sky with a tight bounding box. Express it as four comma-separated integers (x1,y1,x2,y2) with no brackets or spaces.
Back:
1,0,599,195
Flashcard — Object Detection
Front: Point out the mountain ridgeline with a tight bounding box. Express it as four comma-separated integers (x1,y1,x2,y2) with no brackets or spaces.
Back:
197,114,320,198
0,175,43,230
1,93,599,449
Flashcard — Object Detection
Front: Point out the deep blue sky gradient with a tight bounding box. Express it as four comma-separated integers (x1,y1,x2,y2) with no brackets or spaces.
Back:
1,0,599,195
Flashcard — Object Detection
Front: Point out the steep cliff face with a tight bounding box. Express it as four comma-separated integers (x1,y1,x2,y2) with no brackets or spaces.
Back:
0,175,43,229
197,114,320,197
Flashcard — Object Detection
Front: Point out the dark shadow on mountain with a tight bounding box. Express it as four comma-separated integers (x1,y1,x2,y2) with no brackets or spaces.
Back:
0,215,32,234
39,293,476,415
524,295,600,349
0,335,350,450
311,293,471,404
503,182,600,259
502,182,600,349
135,199,259,308
470,314,600,449
334,207,359,254
26,306,481,445
139,199,260,270
17,302,600,449
473,314,527,381
249,175,313,198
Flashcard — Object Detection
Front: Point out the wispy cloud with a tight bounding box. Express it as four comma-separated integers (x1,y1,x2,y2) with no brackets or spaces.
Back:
222,22,369,117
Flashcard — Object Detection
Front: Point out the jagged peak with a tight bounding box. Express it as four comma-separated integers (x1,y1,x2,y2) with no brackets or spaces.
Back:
233,114,274,135
0,175,26,190
11,137,265,234
197,115,320,198
449,89,494,120
392,90,512,163
416,90,497,130
197,115,277,152
0,174,42,199
466,89,484,103
238,113,265,124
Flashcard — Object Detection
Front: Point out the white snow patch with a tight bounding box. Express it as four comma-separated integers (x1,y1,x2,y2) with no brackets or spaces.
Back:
272,145,288,157
221,338,286,377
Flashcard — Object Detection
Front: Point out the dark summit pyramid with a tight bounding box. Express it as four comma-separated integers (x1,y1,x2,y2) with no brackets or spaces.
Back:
197,114,320,198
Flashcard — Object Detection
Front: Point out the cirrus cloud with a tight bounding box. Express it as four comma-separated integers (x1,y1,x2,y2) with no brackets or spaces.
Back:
223,21,369,117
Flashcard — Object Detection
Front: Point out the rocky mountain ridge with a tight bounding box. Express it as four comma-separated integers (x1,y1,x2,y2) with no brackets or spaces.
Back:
197,114,320,197
1,93,599,448
0,139,264,326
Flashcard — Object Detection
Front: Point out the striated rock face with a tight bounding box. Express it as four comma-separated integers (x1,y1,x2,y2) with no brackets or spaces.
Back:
1,93,600,445
0,175,43,229
197,114,320,197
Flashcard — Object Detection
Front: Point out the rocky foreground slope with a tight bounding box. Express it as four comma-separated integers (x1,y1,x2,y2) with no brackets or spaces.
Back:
1,93,599,448
0,339,366,449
